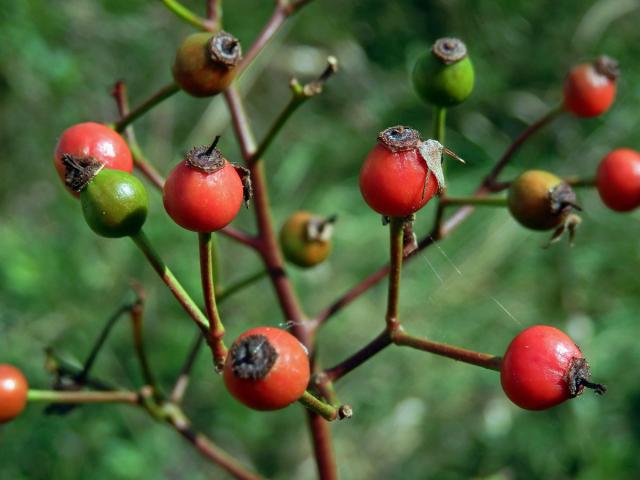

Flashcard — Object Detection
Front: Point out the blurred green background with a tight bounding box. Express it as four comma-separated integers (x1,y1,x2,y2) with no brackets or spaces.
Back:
2,0,640,478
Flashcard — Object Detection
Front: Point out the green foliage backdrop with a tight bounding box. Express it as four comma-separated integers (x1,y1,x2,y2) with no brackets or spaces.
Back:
1,0,640,478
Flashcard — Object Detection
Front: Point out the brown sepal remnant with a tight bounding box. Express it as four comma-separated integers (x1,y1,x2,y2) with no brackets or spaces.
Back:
594,55,620,81
432,37,467,64
208,31,242,68
377,126,421,152
233,165,253,208
228,334,278,380
549,182,581,217
185,143,226,173
306,215,337,242
566,357,607,397
62,154,104,192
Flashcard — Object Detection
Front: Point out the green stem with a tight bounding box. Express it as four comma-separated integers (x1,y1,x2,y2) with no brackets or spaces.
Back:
169,269,267,404
28,389,138,404
160,0,212,31
250,94,306,165
217,270,267,301
114,82,180,133
131,230,209,332
298,391,350,422
198,232,227,370
434,106,446,144
386,217,405,331
442,196,508,207
564,176,596,188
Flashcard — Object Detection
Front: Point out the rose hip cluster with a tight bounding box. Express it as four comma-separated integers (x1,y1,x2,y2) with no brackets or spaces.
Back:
6,35,619,433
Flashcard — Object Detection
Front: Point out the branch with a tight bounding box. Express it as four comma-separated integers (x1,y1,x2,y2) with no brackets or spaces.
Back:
236,7,288,77
113,82,180,133
298,391,352,421
385,217,404,331
441,195,508,207
129,283,162,397
161,0,213,31
313,105,564,328
131,230,210,333
249,56,338,166
307,413,337,480
199,232,228,370
392,331,502,371
112,81,165,190
483,104,564,190
322,330,392,382
28,389,138,404
169,269,267,404
167,409,264,480
170,333,205,404
206,0,222,29
319,328,501,387
76,304,131,384
224,85,310,345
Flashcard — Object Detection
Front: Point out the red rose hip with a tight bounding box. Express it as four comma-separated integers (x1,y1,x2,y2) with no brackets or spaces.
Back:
223,327,310,410
500,325,605,410
0,364,28,423
163,138,245,232
563,56,619,118
359,126,440,217
596,148,640,212
54,122,133,193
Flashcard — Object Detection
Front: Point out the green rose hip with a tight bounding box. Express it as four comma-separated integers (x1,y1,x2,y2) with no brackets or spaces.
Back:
62,155,148,238
81,170,148,238
412,37,474,107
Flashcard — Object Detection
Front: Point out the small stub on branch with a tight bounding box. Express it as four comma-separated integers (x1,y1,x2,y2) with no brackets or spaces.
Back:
293,56,339,97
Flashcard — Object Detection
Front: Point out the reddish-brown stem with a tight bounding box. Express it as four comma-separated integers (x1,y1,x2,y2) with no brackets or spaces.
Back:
219,227,262,249
111,81,165,190
113,82,180,133
170,333,204,404
307,413,337,480
129,288,161,397
131,230,210,334
483,104,564,190
225,79,330,476
323,330,392,382
392,331,502,371
320,328,500,386
386,217,404,331
169,416,264,480
236,7,288,77
313,105,564,329
206,0,222,28
224,86,310,345
198,232,227,370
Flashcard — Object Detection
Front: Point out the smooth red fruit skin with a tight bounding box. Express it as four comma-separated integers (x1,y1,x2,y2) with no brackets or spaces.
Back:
500,325,583,411
564,63,616,118
54,122,133,192
596,148,640,212
0,364,28,423
223,327,310,411
359,144,438,216
163,160,243,232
